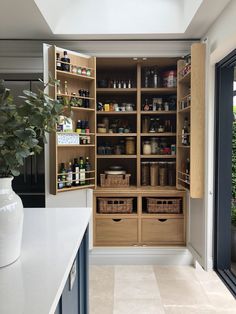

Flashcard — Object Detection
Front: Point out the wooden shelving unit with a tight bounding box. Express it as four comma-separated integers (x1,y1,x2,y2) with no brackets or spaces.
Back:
45,47,205,247
47,45,96,195
176,43,205,198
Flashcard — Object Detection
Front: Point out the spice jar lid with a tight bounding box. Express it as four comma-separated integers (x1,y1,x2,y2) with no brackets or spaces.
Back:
143,140,151,144
141,161,150,165
149,161,158,165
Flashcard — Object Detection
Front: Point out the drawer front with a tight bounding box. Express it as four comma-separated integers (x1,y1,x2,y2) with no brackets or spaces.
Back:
142,218,184,244
95,218,138,245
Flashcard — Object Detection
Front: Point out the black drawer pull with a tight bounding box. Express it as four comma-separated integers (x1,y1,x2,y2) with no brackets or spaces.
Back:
112,219,122,222
158,219,167,222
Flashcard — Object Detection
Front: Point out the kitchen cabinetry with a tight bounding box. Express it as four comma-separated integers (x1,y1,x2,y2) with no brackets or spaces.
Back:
177,43,205,198
44,43,205,248
46,45,96,195
55,228,89,314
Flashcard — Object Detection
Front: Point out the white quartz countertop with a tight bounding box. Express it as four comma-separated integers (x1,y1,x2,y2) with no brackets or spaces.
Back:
0,207,92,314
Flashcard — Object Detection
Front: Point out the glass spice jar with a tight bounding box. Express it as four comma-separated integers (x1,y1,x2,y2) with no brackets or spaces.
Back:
125,137,135,155
81,68,86,75
143,140,151,155
150,162,159,186
141,162,150,186
77,67,82,75
86,68,91,76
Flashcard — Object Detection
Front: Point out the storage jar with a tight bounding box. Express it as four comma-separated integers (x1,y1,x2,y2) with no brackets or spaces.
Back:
141,162,150,186
125,137,135,155
159,162,167,186
143,140,151,155
150,162,159,186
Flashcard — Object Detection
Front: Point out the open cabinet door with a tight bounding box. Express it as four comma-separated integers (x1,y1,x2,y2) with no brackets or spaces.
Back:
43,43,96,195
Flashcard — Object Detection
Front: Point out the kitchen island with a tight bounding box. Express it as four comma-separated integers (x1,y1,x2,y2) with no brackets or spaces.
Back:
0,207,91,314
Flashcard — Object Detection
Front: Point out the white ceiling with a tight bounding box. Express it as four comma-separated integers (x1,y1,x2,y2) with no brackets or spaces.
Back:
0,0,232,39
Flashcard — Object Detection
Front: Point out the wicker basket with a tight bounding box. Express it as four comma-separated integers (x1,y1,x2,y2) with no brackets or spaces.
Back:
147,198,181,214
100,174,131,188
98,198,133,214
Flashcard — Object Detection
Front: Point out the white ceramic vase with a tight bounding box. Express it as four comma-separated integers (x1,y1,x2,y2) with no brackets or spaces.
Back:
0,177,24,267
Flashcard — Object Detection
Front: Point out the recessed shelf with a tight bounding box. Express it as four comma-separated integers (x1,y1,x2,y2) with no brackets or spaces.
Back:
96,88,137,93
141,155,176,159
57,144,95,148
97,155,137,159
141,88,177,94
140,111,176,115
57,184,95,193
56,70,95,81
57,93,95,100
96,133,137,137
141,133,176,137
97,111,137,115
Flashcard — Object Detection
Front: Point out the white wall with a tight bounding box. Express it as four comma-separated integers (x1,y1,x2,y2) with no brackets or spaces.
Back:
202,0,236,269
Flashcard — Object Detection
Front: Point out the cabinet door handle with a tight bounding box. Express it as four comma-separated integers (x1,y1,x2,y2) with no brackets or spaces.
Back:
112,219,122,223
158,219,167,222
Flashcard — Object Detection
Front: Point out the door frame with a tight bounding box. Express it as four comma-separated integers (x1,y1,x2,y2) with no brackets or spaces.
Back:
214,48,236,296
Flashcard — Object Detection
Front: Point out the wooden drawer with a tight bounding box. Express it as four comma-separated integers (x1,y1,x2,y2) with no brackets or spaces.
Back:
141,218,184,245
95,218,138,246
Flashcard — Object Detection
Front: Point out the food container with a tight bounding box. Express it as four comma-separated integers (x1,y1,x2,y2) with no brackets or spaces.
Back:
162,70,177,88
97,123,107,133
125,137,135,154
150,138,159,154
150,162,159,186
167,162,176,186
125,103,134,111
142,117,150,133
159,162,167,186
141,162,150,186
143,140,151,155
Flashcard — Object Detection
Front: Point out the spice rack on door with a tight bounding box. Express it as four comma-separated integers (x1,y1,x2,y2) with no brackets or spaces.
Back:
176,43,205,198
48,45,96,195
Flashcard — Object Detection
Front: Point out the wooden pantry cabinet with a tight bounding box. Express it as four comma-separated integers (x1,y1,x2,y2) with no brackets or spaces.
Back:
44,43,205,247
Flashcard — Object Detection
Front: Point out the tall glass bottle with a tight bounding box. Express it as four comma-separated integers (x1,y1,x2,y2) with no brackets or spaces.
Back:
66,162,73,188
85,157,91,179
79,157,86,185
73,158,80,186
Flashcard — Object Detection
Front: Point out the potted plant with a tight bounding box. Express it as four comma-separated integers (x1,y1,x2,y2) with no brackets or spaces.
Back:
0,79,65,267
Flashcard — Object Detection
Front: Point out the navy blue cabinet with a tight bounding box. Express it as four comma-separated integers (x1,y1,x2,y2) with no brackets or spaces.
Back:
55,227,89,314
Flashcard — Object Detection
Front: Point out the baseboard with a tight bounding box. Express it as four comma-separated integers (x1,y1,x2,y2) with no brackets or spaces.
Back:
89,246,193,265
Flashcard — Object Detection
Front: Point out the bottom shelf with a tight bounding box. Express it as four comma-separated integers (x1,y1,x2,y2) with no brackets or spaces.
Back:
57,184,95,192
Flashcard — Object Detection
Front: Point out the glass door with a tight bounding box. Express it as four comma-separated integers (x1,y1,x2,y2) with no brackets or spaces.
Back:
215,49,236,296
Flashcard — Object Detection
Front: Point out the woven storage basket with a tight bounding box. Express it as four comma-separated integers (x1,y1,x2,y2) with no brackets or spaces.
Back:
100,174,131,188
98,198,133,214
147,198,181,214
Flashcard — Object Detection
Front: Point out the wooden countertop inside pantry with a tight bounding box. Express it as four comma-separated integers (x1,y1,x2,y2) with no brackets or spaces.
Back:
94,186,186,196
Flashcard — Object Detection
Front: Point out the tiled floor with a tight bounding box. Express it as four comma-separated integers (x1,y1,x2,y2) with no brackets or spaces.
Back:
89,265,236,314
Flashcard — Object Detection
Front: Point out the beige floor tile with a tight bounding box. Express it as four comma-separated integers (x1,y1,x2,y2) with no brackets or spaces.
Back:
114,279,161,299
115,265,156,281
89,265,115,282
154,266,197,282
89,296,113,314
158,279,209,306
200,279,236,310
90,278,114,299
193,269,221,283
164,305,236,314
113,298,165,314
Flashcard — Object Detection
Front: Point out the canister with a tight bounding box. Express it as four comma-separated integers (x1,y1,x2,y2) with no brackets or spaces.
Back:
125,137,135,155
150,162,159,186
141,162,150,186
159,162,167,186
